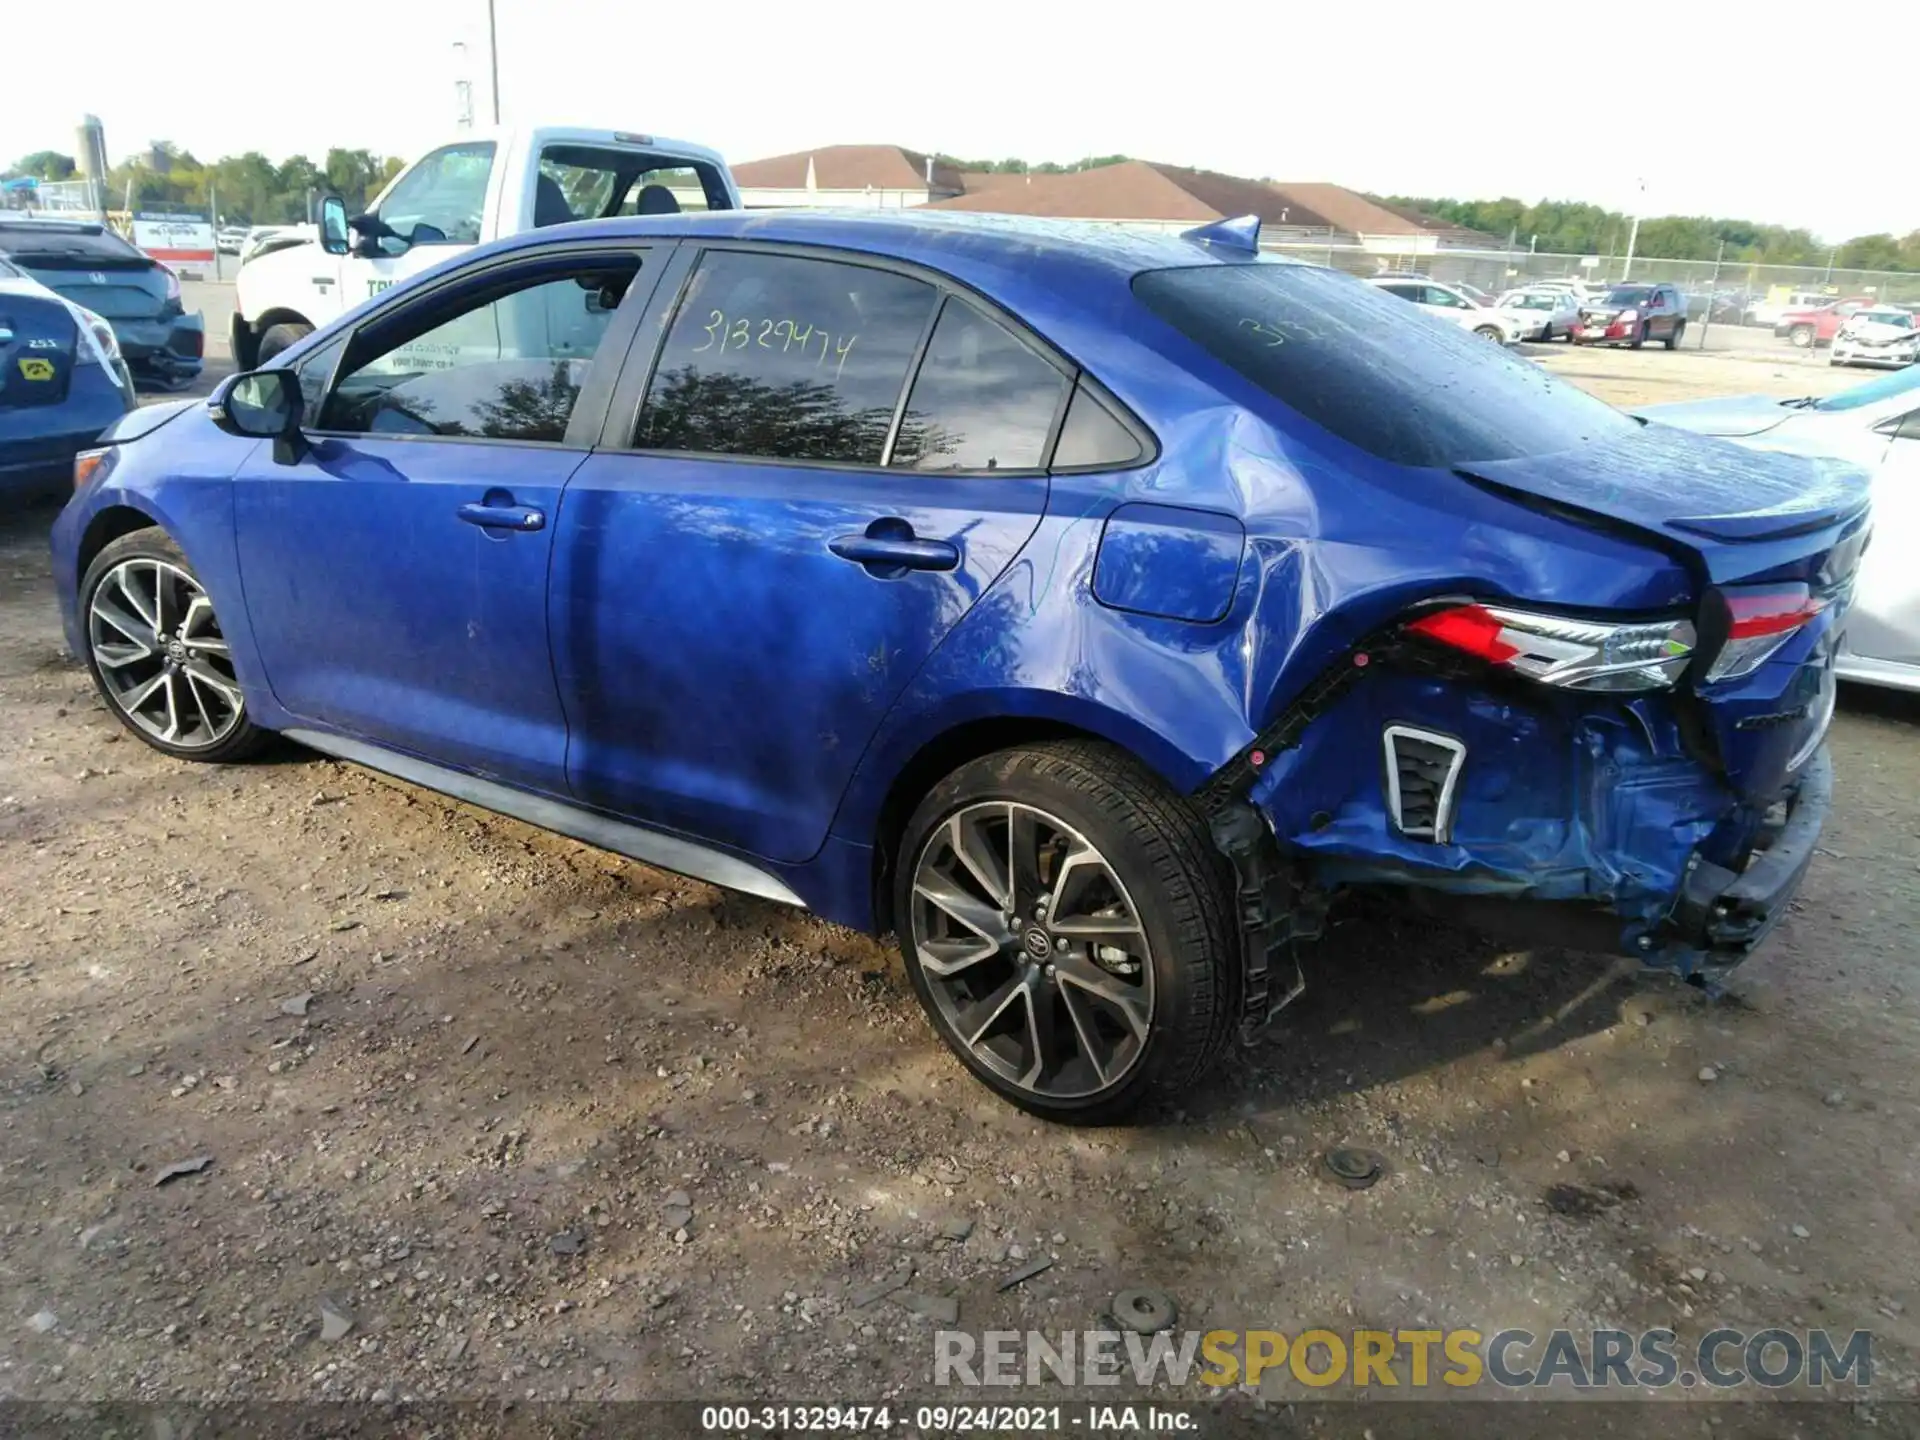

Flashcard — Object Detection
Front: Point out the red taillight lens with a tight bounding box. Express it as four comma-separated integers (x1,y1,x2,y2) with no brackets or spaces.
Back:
1407,605,1518,663
1406,602,1695,691
1705,586,1825,682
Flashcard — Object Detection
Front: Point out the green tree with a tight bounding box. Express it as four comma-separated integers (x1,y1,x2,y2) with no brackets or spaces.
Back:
8,150,76,180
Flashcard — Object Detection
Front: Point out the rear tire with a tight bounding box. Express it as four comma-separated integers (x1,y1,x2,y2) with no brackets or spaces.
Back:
1789,324,1815,349
893,741,1236,1124
79,528,267,764
256,322,313,365
1630,324,1647,350
1664,321,1685,351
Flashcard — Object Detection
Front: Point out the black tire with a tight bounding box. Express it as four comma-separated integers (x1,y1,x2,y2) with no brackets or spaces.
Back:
79,528,268,764
893,740,1236,1124
1630,323,1647,350
256,322,313,365
1539,323,1554,342
1473,324,1504,342
1664,321,1685,351
1789,324,1815,350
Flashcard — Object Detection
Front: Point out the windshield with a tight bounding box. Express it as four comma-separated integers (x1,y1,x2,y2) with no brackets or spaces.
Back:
1508,294,1554,310
1133,263,1635,468
1813,363,1920,412
1604,285,1655,307
1854,310,1911,328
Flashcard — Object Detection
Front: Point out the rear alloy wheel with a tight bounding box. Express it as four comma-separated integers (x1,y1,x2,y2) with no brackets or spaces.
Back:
81,529,266,762
896,742,1234,1123
1789,324,1815,349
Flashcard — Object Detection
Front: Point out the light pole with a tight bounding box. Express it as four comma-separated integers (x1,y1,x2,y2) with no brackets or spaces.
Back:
1621,177,1646,281
487,0,501,124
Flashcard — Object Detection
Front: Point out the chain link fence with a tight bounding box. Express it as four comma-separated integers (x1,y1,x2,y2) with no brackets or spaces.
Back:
1263,238,1920,315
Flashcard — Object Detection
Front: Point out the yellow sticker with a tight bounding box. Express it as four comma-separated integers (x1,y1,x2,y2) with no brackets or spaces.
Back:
17,357,55,381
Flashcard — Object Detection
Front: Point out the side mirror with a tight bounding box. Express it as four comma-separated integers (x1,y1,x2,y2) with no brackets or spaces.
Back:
209,370,307,464
319,194,350,256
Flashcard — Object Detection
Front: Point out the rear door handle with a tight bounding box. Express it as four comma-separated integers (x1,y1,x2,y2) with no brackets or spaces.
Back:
829,531,958,573
457,501,546,532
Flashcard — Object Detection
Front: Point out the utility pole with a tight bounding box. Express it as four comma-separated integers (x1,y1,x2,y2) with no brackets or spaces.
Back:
487,0,502,124
1621,177,1646,281
1698,238,1725,350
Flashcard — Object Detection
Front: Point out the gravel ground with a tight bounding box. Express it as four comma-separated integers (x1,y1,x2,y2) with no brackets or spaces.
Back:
2,332,1916,1438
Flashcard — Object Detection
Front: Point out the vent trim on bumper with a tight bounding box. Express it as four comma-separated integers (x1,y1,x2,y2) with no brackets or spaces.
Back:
1382,724,1467,843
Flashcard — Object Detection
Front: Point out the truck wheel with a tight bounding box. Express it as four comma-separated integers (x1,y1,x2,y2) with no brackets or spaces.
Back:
257,323,313,364
894,740,1236,1125
1664,321,1685,351
1789,324,1815,349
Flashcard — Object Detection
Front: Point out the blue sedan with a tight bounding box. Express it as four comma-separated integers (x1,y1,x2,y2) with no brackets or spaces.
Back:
2,264,135,496
49,208,1865,1121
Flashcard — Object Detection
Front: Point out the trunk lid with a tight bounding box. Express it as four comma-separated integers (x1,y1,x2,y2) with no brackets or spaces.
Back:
0,286,78,409
1459,422,1870,806
1455,420,1869,575
1632,394,1798,438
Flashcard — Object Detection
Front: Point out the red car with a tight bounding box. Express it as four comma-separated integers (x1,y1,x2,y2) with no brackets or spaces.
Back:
1774,295,1876,348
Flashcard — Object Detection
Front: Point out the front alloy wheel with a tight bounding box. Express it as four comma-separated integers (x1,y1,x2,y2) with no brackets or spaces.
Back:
81,528,266,762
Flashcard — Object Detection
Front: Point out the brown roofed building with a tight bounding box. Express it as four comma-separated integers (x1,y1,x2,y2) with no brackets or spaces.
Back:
732,145,963,209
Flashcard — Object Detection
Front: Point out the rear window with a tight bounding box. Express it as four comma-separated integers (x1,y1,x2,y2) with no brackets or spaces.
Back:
1133,264,1634,468
0,225,143,264
1605,285,1657,306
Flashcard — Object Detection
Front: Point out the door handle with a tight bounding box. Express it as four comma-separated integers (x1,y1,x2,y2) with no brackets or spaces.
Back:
829,529,958,573
457,501,546,532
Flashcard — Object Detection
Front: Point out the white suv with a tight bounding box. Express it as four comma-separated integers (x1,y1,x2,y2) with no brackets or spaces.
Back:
1367,277,1526,344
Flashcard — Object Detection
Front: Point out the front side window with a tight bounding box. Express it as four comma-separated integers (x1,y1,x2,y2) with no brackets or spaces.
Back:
319,256,641,443
1134,262,1634,468
376,142,496,246
889,299,1066,471
1422,286,1468,309
636,250,937,463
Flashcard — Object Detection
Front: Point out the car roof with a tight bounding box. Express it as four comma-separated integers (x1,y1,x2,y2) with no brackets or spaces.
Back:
489,208,1295,292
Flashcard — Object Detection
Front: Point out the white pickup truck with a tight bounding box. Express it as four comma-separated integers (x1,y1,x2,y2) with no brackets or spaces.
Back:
231,126,740,367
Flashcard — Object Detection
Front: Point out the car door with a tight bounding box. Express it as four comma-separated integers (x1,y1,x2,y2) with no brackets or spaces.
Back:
231,241,657,793
1845,405,1920,671
339,140,499,308
551,243,1071,862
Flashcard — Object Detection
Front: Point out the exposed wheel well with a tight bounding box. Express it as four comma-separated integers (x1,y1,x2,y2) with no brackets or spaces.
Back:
241,309,314,369
77,506,162,587
868,716,1113,934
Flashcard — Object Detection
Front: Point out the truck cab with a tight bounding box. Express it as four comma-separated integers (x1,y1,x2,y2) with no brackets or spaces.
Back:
232,126,738,368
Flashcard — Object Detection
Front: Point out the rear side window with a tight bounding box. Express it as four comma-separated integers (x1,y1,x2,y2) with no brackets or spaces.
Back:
637,250,937,463
1053,382,1144,469
1134,264,1634,468
889,299,1066,471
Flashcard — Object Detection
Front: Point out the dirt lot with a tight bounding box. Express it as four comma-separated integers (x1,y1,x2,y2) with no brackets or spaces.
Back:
2,337,1917,1436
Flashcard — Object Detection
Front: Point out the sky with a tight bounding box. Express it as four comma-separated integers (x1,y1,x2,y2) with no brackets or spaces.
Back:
6,0,1914,244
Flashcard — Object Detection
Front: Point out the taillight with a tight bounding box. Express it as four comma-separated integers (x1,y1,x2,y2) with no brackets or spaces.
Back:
161,264,181,304
1407,602,1695,691
1704,585,1825,682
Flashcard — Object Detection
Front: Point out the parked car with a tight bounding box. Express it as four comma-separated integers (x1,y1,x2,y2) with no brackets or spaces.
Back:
1748,287,1835,329
1496,287,1582,341
1776,296,1877,349
233,125,739,367
0,217,204,387
1638,364,1915,691
50,210,1862,1120
1576,282,1687,348
215,225,249,256
1830,307,1920,369
1,261,135,496
1367,277,1525,342
237,224,317,269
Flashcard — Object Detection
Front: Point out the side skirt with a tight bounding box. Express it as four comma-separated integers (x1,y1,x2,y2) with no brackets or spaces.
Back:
282,728,807,910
